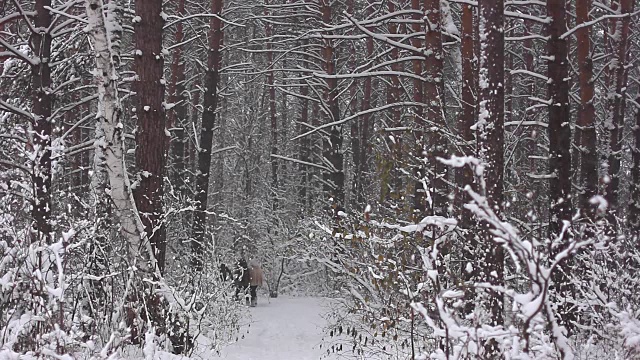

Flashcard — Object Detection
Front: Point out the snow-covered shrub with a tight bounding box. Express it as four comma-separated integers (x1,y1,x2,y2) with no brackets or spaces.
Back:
318,156,640,359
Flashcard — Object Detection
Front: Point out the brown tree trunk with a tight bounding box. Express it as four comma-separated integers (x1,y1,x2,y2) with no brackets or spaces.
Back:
189,79,201,186
576,0,598,221
347,0,360,211
133,0,167,272
456,3,475,218
547,0,575,334
629,94,640,236
359,9,374,206
299,41,310,213
457,1,476,316
478,0,505,353
30,0,53,244
420,0,446,217
265,1,278,212
605,0,633,234
411,0,424,212
191,0,224,270
320,0,344,209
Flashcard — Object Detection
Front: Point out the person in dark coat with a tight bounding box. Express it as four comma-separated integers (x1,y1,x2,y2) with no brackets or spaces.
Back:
248,259,264,307
233,258,250,304
219,263,232,282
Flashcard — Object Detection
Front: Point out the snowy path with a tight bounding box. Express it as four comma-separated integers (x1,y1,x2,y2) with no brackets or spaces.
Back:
217,296,337,360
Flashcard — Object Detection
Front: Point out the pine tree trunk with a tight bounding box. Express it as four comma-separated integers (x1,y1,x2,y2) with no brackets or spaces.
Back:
31,0,53,244
478,0,505,353
389,0,402,204
133,0,167,272
457,1,476,316
421,0,446,217
299,41,310,213
410,0,424,216
628,94,640,235
605,0,633,234
320,0,344,209
547,0,575,334
576,0,598,220
266,2,278,212
192,0,224,270
359,11,374,206
348,0,360,211
456,2,475,219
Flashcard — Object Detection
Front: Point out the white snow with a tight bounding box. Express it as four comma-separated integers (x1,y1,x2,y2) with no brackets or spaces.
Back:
217,296,338,360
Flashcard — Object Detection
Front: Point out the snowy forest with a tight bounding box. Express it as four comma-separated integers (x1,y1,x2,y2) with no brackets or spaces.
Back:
2,0,640,358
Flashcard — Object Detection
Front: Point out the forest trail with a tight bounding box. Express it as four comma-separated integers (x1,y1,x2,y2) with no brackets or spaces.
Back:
217,296,338,360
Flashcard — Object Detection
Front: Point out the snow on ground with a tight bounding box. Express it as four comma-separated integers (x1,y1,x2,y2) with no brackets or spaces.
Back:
216,296,338,360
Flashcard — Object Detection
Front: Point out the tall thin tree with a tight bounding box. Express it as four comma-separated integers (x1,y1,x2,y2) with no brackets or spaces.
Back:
320,0,344,210
30,0,54,244
576,0,598,220
478,0,505,353
192,0,224,269
547,0,574,334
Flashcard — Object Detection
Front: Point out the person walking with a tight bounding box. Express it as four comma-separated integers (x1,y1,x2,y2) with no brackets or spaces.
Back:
248,259,264,307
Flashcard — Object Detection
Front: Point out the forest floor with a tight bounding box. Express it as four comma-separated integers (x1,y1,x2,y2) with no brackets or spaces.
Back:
215,296,338,360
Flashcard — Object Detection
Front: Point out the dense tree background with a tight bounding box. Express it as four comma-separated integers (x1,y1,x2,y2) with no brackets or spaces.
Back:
2,0,640,358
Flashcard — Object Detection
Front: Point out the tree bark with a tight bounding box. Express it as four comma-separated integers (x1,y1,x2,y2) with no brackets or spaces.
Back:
388,0,402,204
410,0,424,215
457,1,476,317
456,2,475,219
478,0,505,352
348,0,360,211
133,0,167,272
85,0,156,273
192,0,224,270
299,41,310,213
576,0,598,221
419,0,447,217
30,0,53,244
266,1,278,212
547,0,575,334
628,94,640,236
605,0,633,234
359,9,374,206
320,0,344,209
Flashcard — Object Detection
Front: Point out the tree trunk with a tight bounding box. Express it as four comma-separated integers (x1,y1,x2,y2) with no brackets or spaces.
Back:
478,0,505,353
576,0,598,221
628,93,640,236
456,2,475,219
457,1,476,317
133,0,167,272
266,1,278,212
85,0,157,274
605,0,633,234
547,0,574,334
299,41,310,213
320,0,344,209
31,0,53,244
348,0,360,211
192,0,224,270
420,0,446,217
388,0,402,205
359,10,374,206
410,0,424,216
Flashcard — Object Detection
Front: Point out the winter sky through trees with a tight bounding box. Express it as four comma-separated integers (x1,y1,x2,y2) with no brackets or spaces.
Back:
2,0,640,358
